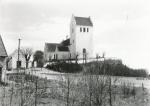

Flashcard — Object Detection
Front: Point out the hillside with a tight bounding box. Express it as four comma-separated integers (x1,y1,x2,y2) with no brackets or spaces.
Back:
84,59,148,77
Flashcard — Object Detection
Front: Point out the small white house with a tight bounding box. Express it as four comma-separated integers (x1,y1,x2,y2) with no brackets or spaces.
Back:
8,50,32,70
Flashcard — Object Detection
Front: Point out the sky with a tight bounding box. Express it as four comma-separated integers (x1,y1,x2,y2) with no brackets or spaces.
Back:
0,0,150,73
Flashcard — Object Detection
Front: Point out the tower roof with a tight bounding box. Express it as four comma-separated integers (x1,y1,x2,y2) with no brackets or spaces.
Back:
0,35,8,57
74,16,93,26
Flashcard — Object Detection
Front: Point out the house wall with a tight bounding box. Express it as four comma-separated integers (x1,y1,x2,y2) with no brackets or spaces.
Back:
8,51,32,69
0,57,6,65
12,53,26,69
0,56,7,82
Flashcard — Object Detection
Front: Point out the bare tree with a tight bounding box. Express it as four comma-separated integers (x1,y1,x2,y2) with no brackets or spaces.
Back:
21,47,33,68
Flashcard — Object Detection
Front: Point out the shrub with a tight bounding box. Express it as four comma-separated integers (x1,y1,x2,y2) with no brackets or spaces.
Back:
83,60,148,77
46,62,82,73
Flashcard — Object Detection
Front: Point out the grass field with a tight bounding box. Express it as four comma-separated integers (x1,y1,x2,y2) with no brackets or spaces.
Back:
1,68,150,106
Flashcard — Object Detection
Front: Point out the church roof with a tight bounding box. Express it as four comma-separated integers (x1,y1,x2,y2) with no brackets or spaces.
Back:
61,39,70,46
45,43,60,52
57,46,69,52
0,35,7,57
74,16,93,26
45,43,69,52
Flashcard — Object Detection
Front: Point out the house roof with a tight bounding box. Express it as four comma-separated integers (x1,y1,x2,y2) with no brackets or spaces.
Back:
45,43,60,52
57,46,69,52
0,63,2,67
0,35,7,57
74,16,93,26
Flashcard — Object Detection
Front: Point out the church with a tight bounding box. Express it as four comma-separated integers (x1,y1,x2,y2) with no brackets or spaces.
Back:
44,15,93,61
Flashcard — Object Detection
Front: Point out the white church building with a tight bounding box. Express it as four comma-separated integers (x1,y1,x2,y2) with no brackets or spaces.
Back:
44,15,93,61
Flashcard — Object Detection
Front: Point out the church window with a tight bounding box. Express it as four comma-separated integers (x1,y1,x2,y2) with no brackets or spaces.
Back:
83,28,86,32
80,27,82,32
72,28,74,33
87,28,89,32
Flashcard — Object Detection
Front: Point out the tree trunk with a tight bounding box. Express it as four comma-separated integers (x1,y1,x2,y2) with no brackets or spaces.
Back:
67,77,70,106
109,77,112,106
26,61,29,69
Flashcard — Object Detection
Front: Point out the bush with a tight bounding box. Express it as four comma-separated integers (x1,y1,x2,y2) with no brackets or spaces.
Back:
46,62,82,73
83,60,148,77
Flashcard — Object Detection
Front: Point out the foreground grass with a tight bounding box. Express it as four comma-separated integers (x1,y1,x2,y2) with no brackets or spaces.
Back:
0,73,150,106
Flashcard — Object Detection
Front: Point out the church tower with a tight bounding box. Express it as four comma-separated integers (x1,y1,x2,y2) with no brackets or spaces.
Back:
70,15,93,59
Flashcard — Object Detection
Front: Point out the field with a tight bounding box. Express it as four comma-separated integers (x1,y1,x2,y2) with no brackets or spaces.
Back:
0,68,150,106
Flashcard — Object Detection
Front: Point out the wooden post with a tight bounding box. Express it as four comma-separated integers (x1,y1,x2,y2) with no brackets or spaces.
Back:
35,78,38,106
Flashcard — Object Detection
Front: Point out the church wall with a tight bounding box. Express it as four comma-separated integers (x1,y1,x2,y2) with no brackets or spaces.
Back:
56,52,70,60
55,47,70,60
70,16,77,58
44,52,55,61
75,25,93,59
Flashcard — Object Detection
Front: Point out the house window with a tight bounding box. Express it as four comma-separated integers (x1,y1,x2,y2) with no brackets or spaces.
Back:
73,40,74,43
17,61,21,68
87,28,89,32
83,28,86,32
80,27,82,32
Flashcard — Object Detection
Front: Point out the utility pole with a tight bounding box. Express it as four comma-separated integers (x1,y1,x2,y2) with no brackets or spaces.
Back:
103,52,105,75
35,78,38,106
17,38,23,106
17,38,21,69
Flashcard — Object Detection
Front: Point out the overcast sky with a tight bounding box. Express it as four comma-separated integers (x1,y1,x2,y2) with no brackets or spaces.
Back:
0,0,150,73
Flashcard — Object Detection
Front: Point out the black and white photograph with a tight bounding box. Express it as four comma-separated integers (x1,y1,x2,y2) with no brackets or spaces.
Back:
0,0,150,106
